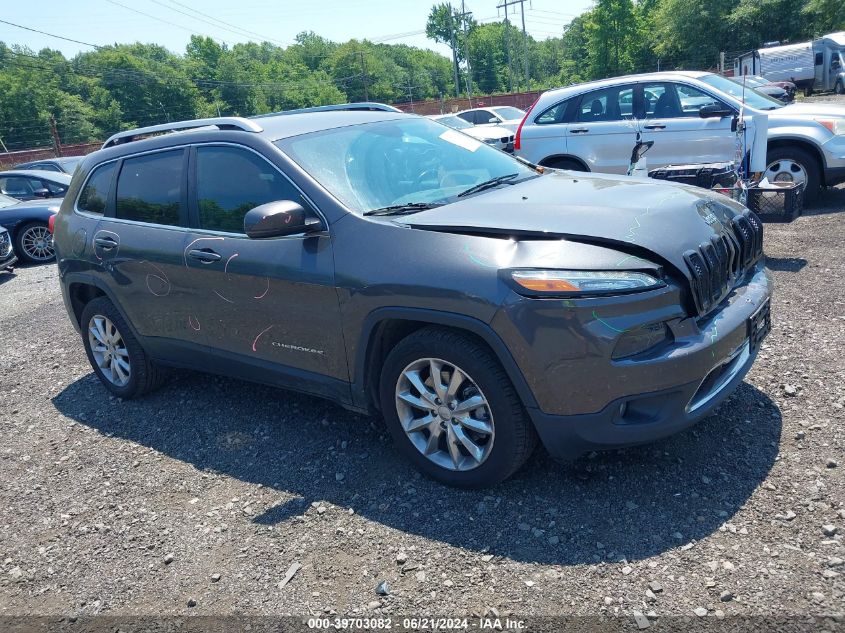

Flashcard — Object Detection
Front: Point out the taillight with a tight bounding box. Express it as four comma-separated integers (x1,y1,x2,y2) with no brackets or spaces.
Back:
48,214,56,234
514,97,539,151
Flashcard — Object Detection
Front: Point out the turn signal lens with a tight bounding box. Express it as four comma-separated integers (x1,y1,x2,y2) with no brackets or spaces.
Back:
816,119,845,135
48,214,56,234
511,270,664,296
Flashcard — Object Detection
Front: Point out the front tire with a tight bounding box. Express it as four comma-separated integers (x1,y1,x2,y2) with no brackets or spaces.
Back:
15,222,55,264
544,157,587,172
81,297,167,398
379,327,537,488
765,146,820,204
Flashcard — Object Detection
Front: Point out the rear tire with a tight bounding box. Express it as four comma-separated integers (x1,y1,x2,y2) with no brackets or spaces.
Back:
379,327,537,488
835,81,844,96
765,146,820,204
80,297,167,399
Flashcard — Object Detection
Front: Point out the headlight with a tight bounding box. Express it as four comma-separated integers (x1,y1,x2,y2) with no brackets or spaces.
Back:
816,119,845,135
510,270,665,296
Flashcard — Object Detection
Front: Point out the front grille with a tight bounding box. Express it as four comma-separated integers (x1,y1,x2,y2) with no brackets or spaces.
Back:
683,210,763,316
0,232,10,258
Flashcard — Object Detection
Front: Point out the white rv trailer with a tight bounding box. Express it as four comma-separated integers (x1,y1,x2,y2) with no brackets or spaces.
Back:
734,32,845,95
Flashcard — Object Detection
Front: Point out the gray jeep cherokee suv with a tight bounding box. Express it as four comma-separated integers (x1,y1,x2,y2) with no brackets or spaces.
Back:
54,111,771,488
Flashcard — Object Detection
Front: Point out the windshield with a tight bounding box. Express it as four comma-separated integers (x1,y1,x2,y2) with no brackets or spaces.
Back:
0,193,19,209
701,73,784,110
491,106,525,120
275,117,534,214
434,115,472,130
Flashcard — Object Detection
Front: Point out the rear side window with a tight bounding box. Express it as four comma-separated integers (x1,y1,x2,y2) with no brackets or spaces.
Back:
115,150,183,226
195,146,303,234
575,86,635,122
78,163,116,215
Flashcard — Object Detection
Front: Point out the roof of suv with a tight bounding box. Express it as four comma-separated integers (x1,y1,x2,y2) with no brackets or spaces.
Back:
538,70,714,101
96,110,412,159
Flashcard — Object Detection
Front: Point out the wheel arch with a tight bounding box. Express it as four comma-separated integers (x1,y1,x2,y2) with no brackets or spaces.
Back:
63,274,141,343
353,308,539,414
538,154,590,171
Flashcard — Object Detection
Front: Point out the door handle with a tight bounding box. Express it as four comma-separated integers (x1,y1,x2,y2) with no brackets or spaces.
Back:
570,128,589,134
643,124,666,130
94,237,118,250
188,248,221,263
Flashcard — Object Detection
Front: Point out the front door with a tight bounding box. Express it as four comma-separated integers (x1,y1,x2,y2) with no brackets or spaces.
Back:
639,82,736,169
181,144,346,387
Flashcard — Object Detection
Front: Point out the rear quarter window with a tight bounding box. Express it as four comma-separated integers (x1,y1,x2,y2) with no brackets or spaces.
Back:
77,162,116,215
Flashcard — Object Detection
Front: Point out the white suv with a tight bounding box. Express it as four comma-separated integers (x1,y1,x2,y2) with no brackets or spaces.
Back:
515,71,845,202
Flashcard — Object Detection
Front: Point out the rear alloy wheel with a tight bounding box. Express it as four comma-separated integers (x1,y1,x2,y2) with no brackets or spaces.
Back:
15,222,55,263
379,327,537,488
765,146,820,204
80,296,167,398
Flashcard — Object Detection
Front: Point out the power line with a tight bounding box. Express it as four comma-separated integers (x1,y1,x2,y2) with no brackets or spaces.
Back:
0,19,103,49
148,0,291,47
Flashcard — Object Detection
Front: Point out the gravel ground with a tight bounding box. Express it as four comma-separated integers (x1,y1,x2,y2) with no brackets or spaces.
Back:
0,187,843,627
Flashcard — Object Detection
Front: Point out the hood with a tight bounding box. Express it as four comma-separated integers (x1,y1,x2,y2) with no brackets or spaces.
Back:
773,102,845,118
0,199,61,214
404,171,745,275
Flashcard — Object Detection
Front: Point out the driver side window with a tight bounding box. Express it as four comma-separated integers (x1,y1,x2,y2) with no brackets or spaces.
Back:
674,84,725,118
195,146,304,234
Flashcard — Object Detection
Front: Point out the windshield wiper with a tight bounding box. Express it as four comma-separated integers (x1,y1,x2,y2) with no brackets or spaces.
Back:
457,173,520,197
363,202,439,216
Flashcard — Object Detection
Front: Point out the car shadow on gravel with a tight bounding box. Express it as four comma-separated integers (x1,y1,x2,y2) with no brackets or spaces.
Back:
53,372,781,565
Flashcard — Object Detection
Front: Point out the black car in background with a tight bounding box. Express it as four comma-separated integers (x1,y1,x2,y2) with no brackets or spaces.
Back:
0,193,59,263
13,156,83,174
0,227,17,272
0,170,71,201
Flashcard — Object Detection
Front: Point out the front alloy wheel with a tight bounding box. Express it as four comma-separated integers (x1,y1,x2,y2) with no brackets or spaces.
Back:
379,326,537,488
395,358,495,471
88,315,131,387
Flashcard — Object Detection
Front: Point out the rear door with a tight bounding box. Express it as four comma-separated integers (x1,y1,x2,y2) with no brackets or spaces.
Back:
93,147,194,344
180,143,346,387
639,82,736,168
564,84,637,174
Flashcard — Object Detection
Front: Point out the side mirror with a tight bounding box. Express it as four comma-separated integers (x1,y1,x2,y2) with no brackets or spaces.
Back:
488,117,499,124
244,200,321,239
33,188,52,199
699,104,733,118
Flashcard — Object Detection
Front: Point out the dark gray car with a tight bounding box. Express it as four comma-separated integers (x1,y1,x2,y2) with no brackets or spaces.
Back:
53,113,771,488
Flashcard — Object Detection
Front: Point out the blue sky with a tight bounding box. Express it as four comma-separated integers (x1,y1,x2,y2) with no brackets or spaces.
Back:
0,0,592,59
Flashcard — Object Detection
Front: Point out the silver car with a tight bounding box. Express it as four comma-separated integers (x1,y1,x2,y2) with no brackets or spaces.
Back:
456,106,525,132
515,71,845,202
430,114,515,152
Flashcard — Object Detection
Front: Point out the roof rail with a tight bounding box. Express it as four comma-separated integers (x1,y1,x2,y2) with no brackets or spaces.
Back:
102,117,263,149
251,102,402,118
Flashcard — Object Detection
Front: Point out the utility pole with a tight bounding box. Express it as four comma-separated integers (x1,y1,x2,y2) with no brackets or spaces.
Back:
459,0,474,106
448,4,461,97
359,51,369,101
496,0,514,92
405,76,418,112
49,115,62,157
518,0,529,91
